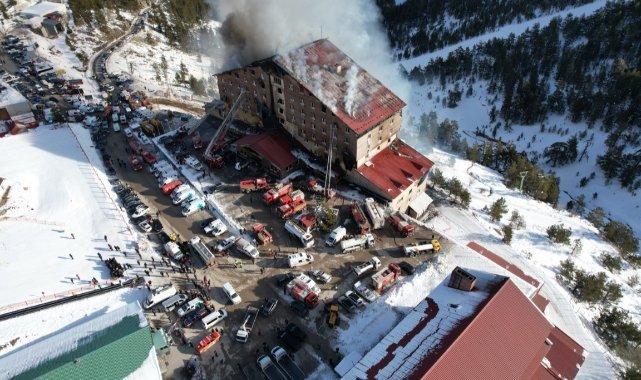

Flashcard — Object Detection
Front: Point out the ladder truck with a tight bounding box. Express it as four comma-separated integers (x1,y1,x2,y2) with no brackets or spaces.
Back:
202,90,246,168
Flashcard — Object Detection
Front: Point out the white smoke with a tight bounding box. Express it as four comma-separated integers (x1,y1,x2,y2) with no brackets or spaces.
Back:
344,65,360,117
208,0,411,107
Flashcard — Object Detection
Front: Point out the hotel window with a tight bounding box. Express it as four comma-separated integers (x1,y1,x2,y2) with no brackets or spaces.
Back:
289,84,293,91
321,117,326,124
321,105,327,113
277,88,283,94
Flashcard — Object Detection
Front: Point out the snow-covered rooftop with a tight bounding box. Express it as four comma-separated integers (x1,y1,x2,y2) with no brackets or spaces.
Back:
273,39,406,135
0,81,29,108
18,1,67,19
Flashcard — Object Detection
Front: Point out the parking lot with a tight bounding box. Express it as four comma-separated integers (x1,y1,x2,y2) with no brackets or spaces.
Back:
99,116,445,378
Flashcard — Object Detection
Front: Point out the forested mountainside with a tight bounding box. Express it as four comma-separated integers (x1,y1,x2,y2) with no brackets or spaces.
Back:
409,1,641,193
376,0,593,58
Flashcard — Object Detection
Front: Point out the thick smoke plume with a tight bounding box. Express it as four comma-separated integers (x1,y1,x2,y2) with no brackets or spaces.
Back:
209,0,410,106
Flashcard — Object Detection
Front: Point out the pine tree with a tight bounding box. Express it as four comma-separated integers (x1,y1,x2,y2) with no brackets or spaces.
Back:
489,197,508,222
547,224,572,245
502,225,513,244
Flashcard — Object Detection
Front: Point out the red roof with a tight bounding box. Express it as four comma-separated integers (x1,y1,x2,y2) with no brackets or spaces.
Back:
356,139,433,199
233,133,297,171
273,40,406,135
535,327,586,380
468,242,542,289
422,280,553,379
532,291,550,312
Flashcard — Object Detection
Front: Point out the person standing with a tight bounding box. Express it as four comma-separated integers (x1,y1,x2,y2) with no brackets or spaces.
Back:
104,235,108,242
98,252,103,261
69,253,74,260
71,233,75,239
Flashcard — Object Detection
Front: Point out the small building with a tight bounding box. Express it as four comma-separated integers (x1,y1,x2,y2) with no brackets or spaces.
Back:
18,1,67,20
18,1,67,38
42,18,65,38
0,82,36,134
232,132,298,177
0,302,162,379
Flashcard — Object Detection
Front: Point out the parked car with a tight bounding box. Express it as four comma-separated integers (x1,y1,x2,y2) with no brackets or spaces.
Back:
138,220,152,233
131,205,150,218
261,298,278,317
337,295,357,314
353,281,378,303
290,300,309,317
182,306,209,327
310,270,332,284
398,261,416,275
345,291,365,308
215,236,237,252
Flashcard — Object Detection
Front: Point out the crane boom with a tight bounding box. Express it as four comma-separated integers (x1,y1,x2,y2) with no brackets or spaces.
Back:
204,89,246,159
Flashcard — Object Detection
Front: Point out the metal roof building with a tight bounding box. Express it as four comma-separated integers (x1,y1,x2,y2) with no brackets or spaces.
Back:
341,268,585,380
0,302,161,379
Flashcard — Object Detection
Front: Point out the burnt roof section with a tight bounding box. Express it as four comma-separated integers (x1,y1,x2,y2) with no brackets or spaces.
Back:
273,39,406,135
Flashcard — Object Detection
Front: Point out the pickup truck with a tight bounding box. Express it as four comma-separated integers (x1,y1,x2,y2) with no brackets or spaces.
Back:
235,306,259,343
257,355,288,380
271,346,305,380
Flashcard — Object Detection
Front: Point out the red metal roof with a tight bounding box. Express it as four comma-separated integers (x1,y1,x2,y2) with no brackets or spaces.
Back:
467,242,542,289
420,280,554,379
532,291,550,312
536,327,586,380
233,132,297,171
356,139,433,199
273,39,406,135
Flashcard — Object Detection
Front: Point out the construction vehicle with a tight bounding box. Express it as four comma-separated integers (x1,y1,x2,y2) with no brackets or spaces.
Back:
352,256,382,277
326,303,340,328
196,331,221,353
240,178,268,193
235,306,259,343
203,90,246,167
128,154,143,171
278,190,305,206
403,240,441,257
326,226,347,247
364,198,386,230
371,263,402,293
390,213,416,237
286,277,319,308
351,203,371,234
257,355,288,380
192,131,202,149
271,346,306,380
278,199,307,219
252,224,273,245
190,236,216,267
284,220,314,248
263,182,293,205
340,233,375,254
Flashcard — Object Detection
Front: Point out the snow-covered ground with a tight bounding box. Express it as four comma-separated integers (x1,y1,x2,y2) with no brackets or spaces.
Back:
107,21,221,101
0,287,145,356
0,124,157,310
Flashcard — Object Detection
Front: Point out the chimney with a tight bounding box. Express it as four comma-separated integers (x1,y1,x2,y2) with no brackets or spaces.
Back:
448,267,476,291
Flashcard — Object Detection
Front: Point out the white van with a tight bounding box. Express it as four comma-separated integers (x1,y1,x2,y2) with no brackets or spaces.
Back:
112,122,121,132
112,112,119,123
287,252,314,268
176,297,204,317
201,309,228,329
162,293,188,312
222,282,241,305
144,283,177,309
326,226,347,246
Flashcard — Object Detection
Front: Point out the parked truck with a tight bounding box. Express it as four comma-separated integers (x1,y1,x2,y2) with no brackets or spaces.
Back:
181,198,205,216
351,203,371,235
257,355,288,380
340,233,375,254
271,346,306,380
253,224,273,245
190,236,216,267
284,220,314,248
287,279,319,309
143,283,177,309
403,239,441,257
129,154,143,171
172,187,196,204
278,199,307,219
352,256,382,277
325,226,347,247
235,306,259,343
235,237,260,259
263,182,293,205
364,198,386,230
371,263,402,293
390,213,416,237
240,178,268,193
278,190,305,206
163,241,184,261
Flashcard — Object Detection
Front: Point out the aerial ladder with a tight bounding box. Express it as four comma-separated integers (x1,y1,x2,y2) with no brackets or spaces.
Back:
203,89,246,168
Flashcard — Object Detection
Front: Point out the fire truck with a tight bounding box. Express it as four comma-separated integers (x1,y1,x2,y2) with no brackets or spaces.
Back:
240,178,268,193
263,182,293,205
128,154,143,171
390,213,415,237
252,224,273,245
351,203,371,235
371,263,402,293
278,190,305,206
278,199,307,219
286,278,319,308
